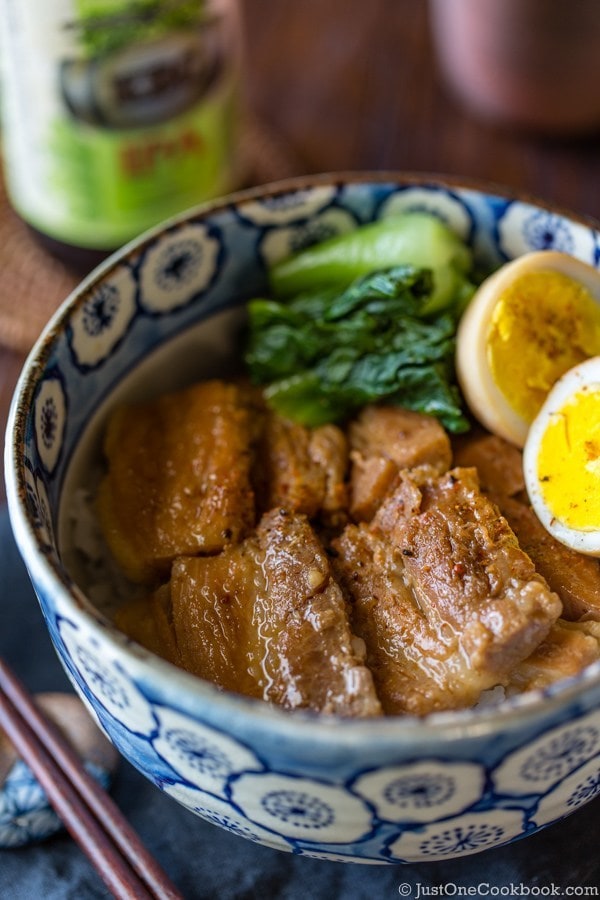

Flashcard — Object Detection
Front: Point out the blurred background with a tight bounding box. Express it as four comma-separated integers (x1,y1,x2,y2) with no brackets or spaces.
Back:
1,0,600,500
242,0,600,209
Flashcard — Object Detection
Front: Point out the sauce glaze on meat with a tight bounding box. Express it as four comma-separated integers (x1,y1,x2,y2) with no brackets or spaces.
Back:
104,382,600,717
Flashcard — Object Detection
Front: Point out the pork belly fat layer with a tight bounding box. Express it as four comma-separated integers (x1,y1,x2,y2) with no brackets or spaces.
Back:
170,542,267,699
165,510,382,716
349,406,452,521
455,432,600,621
334,466,562,715
97,381,258,584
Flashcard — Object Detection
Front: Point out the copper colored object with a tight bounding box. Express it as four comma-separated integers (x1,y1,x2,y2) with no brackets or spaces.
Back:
429,0,600,134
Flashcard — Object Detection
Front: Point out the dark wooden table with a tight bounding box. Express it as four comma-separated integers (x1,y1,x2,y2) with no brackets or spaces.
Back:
2,0,600,503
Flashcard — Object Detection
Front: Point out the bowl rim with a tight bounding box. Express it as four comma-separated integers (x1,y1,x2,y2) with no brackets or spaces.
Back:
6,169,600,746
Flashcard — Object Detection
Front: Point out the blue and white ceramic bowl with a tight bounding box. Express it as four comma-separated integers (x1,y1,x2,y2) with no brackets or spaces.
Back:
6,174,600,864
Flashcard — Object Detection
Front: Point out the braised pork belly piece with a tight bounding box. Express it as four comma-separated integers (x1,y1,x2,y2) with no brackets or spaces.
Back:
119,509,382,717
333,465,562,714
255,413,349,526
497,498,600,623
169,541,266,700
507,620,600,695
253,509,379,715
115,585,182,667
97,380,260,584
454,433,600,621
332,523,454,715
453,432,525,499
306,424,350,525
349,405,452,521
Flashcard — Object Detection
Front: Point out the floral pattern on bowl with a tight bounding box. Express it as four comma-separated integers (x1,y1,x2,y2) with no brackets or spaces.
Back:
7,174,600,863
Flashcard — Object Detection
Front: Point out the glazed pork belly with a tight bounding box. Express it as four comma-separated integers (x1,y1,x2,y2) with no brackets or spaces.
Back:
506,619,600,695
454,433,600,621
97,380,259,584
254,412,349,525
332,521,452,715
103,388,596,718
348,405,452,521
333,465,562,715
115,585,182,667
452,431,526,499
120,509,382,717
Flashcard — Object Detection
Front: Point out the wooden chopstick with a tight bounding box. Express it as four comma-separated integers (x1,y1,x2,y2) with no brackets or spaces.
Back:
0,658,183,900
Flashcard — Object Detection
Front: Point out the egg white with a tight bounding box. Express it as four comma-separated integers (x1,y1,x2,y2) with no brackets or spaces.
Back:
523,356,600,556
456,250,600,447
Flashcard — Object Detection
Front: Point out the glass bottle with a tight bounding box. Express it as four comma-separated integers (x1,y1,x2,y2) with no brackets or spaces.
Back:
0,0,241,272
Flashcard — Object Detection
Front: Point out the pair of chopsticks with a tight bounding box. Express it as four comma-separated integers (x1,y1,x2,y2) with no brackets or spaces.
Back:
0,658,183,900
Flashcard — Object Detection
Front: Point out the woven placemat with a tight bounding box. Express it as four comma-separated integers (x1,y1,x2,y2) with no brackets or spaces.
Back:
0,116,304,354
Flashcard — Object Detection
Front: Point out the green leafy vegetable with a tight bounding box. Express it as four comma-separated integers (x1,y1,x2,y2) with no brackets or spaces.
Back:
270,211,475,315
245,265,470,432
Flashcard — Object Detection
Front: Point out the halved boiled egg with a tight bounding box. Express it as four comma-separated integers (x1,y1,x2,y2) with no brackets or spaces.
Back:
524,356,600,556
456,251,600,446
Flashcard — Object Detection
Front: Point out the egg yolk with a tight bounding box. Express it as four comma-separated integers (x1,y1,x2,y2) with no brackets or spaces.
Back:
536,386,600,530
486,270,600,424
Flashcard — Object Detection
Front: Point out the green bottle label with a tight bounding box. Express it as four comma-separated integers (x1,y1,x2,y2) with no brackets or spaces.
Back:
0,0,240,248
